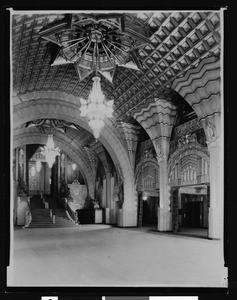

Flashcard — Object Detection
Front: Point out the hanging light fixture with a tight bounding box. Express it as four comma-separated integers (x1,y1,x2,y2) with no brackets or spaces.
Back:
72,163,77,171
80,76,114,139
41,134,60,168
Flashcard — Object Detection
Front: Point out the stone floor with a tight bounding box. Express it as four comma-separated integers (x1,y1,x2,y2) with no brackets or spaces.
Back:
8,225,227,287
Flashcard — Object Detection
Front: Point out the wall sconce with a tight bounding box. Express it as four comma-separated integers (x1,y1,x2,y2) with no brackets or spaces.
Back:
30,165,36,177
36,160,42,172
72,163,77,171
142,192,148,201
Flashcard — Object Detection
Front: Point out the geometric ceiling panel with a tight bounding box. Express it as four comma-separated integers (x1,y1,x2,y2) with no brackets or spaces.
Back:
38,13,153,82
12,10,221,122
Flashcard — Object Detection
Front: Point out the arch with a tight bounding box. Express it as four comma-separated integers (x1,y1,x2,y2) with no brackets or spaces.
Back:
14,132,95,197
12,94,136,226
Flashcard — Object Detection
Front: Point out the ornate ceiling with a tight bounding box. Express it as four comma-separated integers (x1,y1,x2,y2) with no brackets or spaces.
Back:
38,13,152,82
12,10,221,168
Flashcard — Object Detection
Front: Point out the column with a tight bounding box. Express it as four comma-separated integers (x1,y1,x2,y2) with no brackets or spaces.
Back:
208,138,223,239
58,154,61,195
8,150,15,285
154,137,172,232
110,175,116,224
202,119,223,240
158,158,172,231
102,175,106,208
128,150,136,170
120,178,137,227
14,149,19,225
23,145,27,183
105,173,111,223
65,155,68,183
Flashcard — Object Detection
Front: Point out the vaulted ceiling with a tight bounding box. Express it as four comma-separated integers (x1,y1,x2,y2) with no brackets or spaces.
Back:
12,10,221,167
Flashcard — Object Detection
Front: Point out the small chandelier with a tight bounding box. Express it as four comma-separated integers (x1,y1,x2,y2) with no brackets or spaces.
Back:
41,134,60,168
80,76,114,139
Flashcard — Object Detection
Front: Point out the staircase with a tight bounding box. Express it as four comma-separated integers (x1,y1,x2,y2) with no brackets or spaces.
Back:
26,196,78,228
28,208,53,228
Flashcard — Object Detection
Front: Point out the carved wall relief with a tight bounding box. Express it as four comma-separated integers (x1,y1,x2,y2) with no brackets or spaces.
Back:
205,121,218,145
135,158,159,192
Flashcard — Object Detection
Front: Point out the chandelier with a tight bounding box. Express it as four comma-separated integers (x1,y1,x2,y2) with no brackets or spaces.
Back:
41,134,60,168
80,76,114,139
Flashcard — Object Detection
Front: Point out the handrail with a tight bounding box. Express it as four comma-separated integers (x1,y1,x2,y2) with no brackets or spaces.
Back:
24,197,32,228
24,210,32,228
61,197,78,224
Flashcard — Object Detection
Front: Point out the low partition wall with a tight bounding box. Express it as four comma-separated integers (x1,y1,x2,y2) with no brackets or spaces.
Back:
76,209,103,224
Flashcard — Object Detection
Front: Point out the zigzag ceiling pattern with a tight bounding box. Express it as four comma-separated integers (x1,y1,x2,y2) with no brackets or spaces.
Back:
132,98,177,140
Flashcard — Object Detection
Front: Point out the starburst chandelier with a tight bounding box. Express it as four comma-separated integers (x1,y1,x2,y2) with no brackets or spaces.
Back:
79,76,114,139
41,134,60,168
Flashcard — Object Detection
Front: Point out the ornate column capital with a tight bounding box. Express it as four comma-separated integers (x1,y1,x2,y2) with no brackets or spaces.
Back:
153,138,168,163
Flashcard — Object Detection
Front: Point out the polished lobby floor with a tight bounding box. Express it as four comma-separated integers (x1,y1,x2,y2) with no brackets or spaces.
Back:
8,225,227,287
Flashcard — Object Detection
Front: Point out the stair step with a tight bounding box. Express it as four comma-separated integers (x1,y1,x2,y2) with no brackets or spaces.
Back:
27,203,78,228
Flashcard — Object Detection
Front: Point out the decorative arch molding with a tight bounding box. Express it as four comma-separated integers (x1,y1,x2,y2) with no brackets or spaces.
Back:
13,132,95,197
132,98,177,140
135,157,159,187
168,143,210,174
12,96,136,226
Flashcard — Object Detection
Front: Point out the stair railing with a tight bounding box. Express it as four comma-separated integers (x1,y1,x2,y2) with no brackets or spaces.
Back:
61,197,78,225
24,197,32,227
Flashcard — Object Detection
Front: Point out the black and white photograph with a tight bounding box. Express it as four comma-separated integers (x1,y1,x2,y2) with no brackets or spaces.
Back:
6,7,228,290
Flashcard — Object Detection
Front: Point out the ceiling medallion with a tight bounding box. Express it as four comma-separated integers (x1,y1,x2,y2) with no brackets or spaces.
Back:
39,13,153,82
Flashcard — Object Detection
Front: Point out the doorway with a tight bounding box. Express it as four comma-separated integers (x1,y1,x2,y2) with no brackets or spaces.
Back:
143,196,158,225
137,192,158,229
178,186,209,238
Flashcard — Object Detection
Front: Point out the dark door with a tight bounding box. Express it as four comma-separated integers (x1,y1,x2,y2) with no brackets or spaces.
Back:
184,201,201,227
143,197,158,225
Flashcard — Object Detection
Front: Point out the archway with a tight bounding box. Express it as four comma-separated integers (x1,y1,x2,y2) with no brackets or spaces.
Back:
168,144,210,238
14,132,95,198
135,157,159,229
12,94,136,226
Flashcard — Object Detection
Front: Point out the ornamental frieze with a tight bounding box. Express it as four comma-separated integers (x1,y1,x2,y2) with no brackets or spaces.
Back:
135,157,159,186
172,118,202,139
